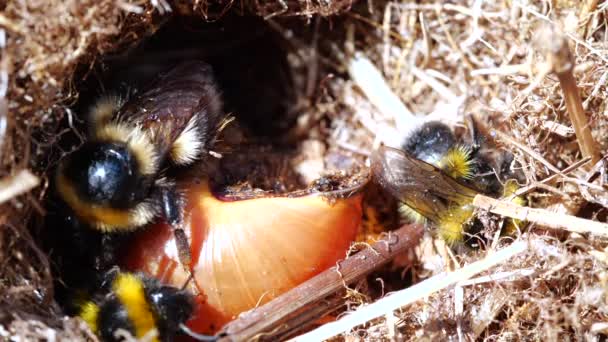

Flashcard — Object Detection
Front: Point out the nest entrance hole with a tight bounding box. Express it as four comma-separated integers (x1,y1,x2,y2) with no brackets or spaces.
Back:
74,14,298,141
68,15,324,193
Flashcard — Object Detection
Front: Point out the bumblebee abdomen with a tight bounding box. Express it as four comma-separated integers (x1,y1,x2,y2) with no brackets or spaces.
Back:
436,205,475,245
97,298,139,342
79,273,164,342
116,60,224,166
398,203,427,224
80,296,145,342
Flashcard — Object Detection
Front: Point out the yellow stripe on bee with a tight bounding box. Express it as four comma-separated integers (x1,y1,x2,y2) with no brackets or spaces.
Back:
502,179,527,235
437,145,474,180
437,205,475,245
398,203,427,224
113,273,159,342
55,171,154,232
79,301,101,334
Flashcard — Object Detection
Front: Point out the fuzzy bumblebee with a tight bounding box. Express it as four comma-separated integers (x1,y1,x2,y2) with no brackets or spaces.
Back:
372,121,524,246
55,61,225,269
79,271,200,342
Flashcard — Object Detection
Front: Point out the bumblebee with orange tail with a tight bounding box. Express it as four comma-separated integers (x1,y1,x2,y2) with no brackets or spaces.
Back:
372,121,525,247
55,61,226,271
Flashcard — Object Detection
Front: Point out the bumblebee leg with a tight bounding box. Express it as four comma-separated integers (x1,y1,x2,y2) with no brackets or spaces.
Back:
179,323,218,341
159,187,203,295
98,234,121,272
160,187,191,267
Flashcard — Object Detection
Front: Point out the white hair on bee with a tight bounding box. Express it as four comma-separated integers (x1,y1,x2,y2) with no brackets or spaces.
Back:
171,114,203,165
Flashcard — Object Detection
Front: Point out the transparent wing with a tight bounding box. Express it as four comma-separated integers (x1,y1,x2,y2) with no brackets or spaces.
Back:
371,146,478,222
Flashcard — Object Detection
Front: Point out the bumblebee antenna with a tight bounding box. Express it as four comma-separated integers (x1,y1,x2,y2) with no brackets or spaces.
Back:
179,323,218,341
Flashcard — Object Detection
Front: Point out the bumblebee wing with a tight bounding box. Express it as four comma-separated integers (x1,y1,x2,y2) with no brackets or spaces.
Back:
117,61,224,165
371,146,478,222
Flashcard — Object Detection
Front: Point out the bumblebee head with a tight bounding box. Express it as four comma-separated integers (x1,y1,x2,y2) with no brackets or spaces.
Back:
148,285,194,335
56,140,157,232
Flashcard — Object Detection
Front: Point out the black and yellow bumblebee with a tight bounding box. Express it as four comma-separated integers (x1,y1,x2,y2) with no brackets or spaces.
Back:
371,120,525,246
79,270,217,342
55,61,226,271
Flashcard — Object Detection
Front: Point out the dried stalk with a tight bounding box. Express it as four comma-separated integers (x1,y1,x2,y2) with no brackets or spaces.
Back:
473,194,608,238
292,240,528,341
0,169,40,204
217,224,424,341
348,53,422,146
579,0,600,37
539,28,601,165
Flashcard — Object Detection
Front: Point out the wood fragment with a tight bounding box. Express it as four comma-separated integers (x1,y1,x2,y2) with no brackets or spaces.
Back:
0,169,40,204
539,28,601,165
578,0,599,36
410,66,459,103
541,120,574,138
347,53,421,140
217,224,424,342
473,194,608,238
470,63,528,77
513,157,590,197
291,240,528,341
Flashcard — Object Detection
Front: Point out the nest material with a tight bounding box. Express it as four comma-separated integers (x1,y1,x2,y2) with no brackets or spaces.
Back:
0,0,350,338
321,1,608,340
1,0,607,340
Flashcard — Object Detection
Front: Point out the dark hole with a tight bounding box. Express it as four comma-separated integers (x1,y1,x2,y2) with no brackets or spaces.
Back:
43,13,303,314
75,14,298,140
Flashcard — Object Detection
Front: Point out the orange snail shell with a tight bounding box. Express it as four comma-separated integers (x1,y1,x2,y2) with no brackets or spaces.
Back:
122,179,363,334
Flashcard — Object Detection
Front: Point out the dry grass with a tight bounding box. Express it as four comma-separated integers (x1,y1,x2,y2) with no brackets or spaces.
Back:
0,1,160,337
1,0,607,340
311,0,608,340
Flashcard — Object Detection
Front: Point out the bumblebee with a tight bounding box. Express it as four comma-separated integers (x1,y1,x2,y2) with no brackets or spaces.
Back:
371,121,524,246
55,61,225,270
79,270,217,342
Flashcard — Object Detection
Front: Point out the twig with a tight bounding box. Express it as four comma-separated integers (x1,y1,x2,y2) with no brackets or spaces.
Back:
470,63,529,77
541,120,575,138
0,98,6,161
513,157,591,197
291,241,528,341
536,27,601,165
410,66,459,103
457,268,535,286
0,170,40,204
218,224,424,341
579,0,600,37
493,130,561,175
419,12,432,69
473,194,608,238
348,53,421,137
